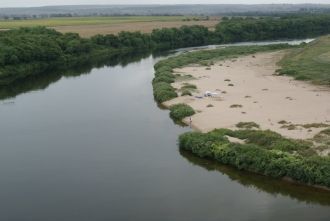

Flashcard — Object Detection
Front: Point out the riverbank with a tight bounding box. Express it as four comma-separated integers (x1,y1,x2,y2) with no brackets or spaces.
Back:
164,51,330,142
3,14,330,88
152,42,330,189
1,39,330,221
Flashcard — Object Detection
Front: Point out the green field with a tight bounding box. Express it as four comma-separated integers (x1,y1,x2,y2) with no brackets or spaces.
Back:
278,36,330,85
0,16,187,29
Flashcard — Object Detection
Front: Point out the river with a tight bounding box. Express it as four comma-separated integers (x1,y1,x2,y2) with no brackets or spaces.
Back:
0,40,329,221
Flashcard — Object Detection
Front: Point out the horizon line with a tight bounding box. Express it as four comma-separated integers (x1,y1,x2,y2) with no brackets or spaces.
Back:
1,3,330,9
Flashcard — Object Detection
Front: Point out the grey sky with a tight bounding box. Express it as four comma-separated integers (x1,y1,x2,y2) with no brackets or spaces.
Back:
1,0,330,8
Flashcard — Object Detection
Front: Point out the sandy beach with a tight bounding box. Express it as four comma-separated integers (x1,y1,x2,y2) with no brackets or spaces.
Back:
163,51,330,140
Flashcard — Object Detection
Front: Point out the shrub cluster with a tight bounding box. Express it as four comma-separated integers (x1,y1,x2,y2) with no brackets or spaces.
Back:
152,66,177,103
169,103,195,121
179,129,330,188
179,130,229,157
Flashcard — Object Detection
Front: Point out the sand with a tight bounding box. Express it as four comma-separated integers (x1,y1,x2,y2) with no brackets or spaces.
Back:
163,51,330,140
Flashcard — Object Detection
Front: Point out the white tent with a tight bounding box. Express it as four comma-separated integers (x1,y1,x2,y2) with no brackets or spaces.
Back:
204,91,219,97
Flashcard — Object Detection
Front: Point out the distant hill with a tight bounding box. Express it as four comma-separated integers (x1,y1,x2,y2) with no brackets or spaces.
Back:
1,4,330,19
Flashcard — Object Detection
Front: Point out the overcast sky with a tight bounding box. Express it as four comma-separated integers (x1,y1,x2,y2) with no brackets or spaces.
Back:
1,0,330,8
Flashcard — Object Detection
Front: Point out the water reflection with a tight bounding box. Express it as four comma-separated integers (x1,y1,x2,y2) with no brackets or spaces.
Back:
0,39,313,101
0,50,153,101
180,149,330,206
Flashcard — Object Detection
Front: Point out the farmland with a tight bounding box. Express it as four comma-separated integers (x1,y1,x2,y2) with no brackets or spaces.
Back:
0,16,220,37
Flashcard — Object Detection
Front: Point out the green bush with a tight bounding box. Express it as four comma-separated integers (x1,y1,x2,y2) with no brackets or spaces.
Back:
179,131,229,158
169,103,195,121
152,75,175,84
153,86,177,103
179,129,330,188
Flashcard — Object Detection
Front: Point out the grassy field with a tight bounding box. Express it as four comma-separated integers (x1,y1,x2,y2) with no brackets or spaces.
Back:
0,16,220,37
278,35,330,85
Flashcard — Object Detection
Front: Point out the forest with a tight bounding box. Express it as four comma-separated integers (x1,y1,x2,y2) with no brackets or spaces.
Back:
1,14,330,85
216,14,330,42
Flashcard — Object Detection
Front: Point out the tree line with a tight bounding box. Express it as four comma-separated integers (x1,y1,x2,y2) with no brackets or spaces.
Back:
1,14,330,85
216,14,330,42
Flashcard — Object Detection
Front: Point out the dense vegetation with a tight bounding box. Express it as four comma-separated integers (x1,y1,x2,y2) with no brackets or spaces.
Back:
216,15,330,43
278,35,330,85
2,14,330,86
169,103,195,121
0,25,211,85
152,43,294,103
0,27,118,85
179,129,330,188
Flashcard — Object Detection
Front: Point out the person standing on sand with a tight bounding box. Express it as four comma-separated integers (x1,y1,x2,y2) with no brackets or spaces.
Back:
189,117,192,128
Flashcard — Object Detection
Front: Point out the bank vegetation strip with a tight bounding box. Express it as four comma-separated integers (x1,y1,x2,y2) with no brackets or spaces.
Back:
2,14,330,86
152,41,330,189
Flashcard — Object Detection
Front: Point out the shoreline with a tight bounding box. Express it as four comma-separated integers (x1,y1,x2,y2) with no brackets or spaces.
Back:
163,50,330,144
153,45,330,190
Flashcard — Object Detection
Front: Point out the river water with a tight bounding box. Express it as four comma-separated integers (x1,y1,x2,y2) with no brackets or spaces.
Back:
0,40,329,221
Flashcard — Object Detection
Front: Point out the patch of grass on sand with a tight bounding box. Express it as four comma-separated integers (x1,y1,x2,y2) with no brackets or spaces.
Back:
180,83,197,96
313,128,330,146
236,122,260,129
181,83,197,90
281,124,297,130
175,74,195,81
230,104,243,108
280,121,329,130
278,35,330,86
199,60,215,67
181,90,192,96
301,123,329,129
